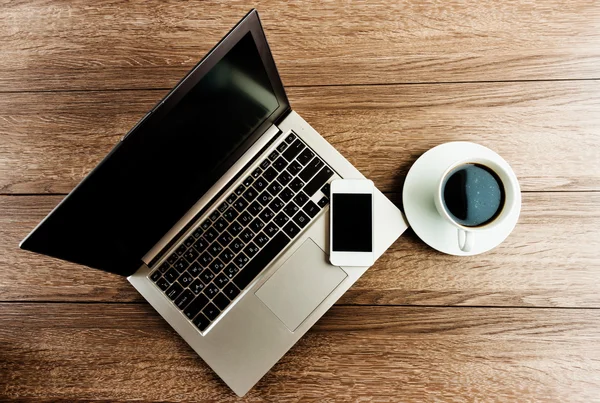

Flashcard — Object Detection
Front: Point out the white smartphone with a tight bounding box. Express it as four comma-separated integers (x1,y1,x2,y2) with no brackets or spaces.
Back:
329,179,375,267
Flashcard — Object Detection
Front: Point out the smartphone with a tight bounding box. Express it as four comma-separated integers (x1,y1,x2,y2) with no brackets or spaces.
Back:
329,179,375,267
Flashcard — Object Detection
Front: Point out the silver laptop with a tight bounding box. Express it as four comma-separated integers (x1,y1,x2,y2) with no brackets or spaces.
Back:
20,10,407,396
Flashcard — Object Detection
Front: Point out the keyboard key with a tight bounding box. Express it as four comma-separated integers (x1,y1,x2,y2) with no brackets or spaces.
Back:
226,193,237,204
263,167,278,182
284,202,299,217
230,238,245,253
223,207,239,223
225,264,240,279
200,219,211,230
167,253,178,264
248,201,263,216
213,218,228,233
234,253,249,269
234,184,246,196
213,292,231,311
208,242,223,257
269,197,285,213
178,272,194,287
175,244,187,256
288,161,303,177
243,176,254,187
184,294,209,319
303,200,320,218
220,248,235,264
199,252,213,266
173,257,189,273
254,177,268,192
249,218,265,233
192,227,204,239
289,177,304,193
183,248,199,264
257,191,273,206
217,202,228,213
240,228,254,242
209,259,225,274
200,269,215,284
259,207,275,223
166,283,183,300
150,270,161,282
215,273,230,289
243,187,258,202
318,196,329,208
233,232,290,289
227,221,244,236
279,187,294,202
218,231,233,247
293,191,310,207
297,148,315,166
282,139,305,161
293,211,310,228
223,283,241,300
285,132,297,144
244,242,260,258
183,235,195,248
209,211,220,222
158,261,170,273
204,283,220,299
193,237,209,253
305,166,334,196
233,197,249,212
255,232,269,247
175,289,194,310
283,221,301,238
204,227,218,242
251,167,263,178
156,277,170,291
237,211,253,226
277,170,293,186
321,183,330,196
193,313,210,331
274,212,290,227
267,181,283,197
260,159,270,170
268,150,279,161
264,222,279,237
273,156,288,172
299,157,324,181
277,141,288,153
165,268,179,283
202,302,220,321
189,261,202,277
190,279,206,295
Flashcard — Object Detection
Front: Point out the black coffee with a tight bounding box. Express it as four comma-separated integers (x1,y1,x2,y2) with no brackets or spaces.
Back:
442,163,505,227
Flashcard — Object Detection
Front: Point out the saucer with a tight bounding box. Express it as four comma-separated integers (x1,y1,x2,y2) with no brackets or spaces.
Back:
402,142,521,256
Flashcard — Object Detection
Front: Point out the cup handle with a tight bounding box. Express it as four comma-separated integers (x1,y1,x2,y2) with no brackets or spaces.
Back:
457,229,474,252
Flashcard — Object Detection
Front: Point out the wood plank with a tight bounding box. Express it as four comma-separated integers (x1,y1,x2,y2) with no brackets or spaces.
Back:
1,80,599,194
2,192,599,307
1,0,600,91
1,303,599,402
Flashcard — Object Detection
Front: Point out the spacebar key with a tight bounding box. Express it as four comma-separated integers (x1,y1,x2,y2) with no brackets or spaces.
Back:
233,232,290,289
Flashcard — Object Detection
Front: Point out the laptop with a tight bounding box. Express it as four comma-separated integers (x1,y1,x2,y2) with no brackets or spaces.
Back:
20,10,407,396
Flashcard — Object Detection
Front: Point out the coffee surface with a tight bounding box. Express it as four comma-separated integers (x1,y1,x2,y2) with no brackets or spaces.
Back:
442,163,504,227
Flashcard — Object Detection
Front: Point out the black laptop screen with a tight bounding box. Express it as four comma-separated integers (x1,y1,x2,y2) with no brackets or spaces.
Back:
22,31,282,275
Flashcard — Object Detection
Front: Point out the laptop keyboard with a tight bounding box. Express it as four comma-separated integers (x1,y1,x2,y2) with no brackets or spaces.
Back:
149,132,335,332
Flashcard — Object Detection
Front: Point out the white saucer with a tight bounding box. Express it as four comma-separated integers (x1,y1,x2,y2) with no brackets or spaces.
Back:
402,142,521,256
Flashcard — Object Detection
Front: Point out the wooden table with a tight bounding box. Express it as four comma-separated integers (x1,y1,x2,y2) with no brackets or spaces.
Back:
1,1,599,401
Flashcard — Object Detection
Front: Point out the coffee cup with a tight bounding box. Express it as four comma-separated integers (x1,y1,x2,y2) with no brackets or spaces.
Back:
434,157,520,252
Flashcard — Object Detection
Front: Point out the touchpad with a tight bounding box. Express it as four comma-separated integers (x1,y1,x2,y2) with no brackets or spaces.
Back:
255,238,347,332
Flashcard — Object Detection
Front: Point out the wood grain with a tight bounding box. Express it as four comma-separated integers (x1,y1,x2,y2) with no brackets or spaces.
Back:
1,303,599,402
1,80,599,194
3,192,599,307
1,0,600,92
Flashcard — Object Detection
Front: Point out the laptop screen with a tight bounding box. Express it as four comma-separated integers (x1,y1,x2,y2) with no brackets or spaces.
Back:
21,19,289,275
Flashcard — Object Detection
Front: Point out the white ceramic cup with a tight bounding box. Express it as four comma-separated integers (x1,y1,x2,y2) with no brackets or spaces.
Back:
434,157,520,252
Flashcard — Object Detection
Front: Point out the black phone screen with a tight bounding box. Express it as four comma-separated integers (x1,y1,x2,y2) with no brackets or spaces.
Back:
332,193,373,252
